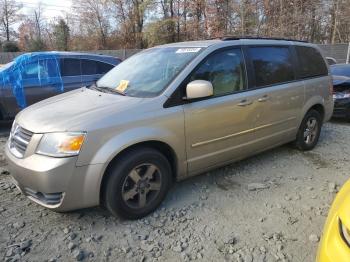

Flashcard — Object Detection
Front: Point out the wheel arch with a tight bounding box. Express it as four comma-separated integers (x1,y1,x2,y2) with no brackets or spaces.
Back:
308,104,325,122
99,140,178,204
301,95,326,125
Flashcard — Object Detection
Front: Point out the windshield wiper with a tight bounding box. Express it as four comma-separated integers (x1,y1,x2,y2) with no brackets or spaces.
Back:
88,84,126,96
107,88,126,96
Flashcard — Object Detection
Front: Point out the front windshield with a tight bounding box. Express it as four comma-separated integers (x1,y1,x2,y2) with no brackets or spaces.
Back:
96,47,202,97
331,65,350,78
0,61,14,72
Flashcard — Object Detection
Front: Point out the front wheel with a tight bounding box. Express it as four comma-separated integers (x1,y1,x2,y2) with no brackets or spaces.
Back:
103,147,172,219
295,109,322,151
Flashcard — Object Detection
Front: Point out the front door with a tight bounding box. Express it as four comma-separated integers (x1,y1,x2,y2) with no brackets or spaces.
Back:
183,48,258,173
24,58,63,106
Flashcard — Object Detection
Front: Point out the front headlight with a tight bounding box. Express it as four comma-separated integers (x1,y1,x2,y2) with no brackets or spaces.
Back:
36,132,86,157
333,92,350,99
339,219,350,247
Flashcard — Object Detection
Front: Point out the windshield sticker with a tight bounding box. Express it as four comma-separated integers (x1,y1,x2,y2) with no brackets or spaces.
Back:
116,80,129,92
176,48,201,54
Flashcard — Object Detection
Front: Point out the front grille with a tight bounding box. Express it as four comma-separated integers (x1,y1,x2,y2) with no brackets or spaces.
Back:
9,124,33,158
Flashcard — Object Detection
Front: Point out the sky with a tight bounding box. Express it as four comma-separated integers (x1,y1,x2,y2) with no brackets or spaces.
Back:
19,0,73,20
7,0,73,32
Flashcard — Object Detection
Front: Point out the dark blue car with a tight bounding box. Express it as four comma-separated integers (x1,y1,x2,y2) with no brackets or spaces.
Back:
0,51,121,120
331,64,350,120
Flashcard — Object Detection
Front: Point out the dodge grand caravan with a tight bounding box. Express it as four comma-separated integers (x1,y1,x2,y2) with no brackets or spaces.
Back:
5,38,334,219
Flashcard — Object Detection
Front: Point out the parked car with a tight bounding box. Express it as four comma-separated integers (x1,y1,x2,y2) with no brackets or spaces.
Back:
326,57,337,65
317,179,350,262
5,38,333,219
0,52,121,120
330,64,350,120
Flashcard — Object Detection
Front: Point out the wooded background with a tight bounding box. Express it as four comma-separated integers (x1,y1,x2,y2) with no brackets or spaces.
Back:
1,0,350,52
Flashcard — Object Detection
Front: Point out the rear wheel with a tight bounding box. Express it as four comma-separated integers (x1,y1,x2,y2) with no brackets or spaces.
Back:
295,109,322,151
103,147,172,219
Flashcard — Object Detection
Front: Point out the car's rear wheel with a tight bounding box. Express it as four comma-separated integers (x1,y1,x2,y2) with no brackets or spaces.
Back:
295,109,322,151
103,147,172,219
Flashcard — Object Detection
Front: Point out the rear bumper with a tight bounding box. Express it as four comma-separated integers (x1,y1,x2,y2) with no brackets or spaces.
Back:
5,144,104,211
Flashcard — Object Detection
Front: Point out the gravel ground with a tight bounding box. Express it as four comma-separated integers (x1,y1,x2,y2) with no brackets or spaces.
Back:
1,121,350,262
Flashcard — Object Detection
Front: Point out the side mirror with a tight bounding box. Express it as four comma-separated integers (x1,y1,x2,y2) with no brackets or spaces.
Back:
186,80,213,100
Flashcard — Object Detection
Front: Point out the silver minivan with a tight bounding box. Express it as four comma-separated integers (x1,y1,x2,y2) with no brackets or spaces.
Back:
5,38,334,219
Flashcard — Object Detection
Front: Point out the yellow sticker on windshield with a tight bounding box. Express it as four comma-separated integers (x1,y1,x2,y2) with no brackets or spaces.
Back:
116,80,129,92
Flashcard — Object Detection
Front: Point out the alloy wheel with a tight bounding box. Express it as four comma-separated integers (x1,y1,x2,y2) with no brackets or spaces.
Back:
304,117,318,145
121,163,162,209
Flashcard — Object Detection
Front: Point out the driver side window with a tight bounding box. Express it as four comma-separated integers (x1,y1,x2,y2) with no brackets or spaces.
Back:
190,48,246,96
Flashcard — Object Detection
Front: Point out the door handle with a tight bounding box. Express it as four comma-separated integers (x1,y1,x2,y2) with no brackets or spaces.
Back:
238,99,253,106
258,95,269,102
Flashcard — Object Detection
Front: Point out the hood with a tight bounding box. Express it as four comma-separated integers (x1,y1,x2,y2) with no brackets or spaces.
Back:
16,88,145,133
332,75,350,86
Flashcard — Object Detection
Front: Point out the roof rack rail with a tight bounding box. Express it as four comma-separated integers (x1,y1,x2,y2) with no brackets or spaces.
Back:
220,36,308,43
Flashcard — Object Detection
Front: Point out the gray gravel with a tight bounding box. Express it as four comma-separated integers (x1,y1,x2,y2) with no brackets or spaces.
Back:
1,121,350,261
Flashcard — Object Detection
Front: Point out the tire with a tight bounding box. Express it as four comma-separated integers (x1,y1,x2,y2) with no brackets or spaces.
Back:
103,147,172,219
295,109,322,151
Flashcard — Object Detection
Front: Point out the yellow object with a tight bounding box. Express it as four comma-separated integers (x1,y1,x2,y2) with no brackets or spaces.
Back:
116,80,129,92
317,179,350,262
58,134,85,153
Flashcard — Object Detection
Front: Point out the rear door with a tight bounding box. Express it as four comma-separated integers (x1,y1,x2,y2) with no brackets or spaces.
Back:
60,58,82,92
183,47,258,173
244,45,304,149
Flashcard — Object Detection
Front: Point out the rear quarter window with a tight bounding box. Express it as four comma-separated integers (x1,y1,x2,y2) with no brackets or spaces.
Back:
248,46,295,87
295,46,328,79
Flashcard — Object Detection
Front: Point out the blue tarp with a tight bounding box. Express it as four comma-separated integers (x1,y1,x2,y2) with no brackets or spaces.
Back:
0,52,64,109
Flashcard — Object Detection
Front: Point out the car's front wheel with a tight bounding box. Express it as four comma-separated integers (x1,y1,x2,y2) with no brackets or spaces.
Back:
103,147,172,219
295,109,322,151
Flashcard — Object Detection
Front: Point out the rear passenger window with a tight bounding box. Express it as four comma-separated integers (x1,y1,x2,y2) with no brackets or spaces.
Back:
96,61,114,74
295,46,328,78
190,48,246,96
60,58,81,76
81,59,97,75
249,46,295,87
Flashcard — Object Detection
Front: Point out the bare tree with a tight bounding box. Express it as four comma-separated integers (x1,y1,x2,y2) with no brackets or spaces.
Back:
0,0,22,41
74,0,110,49
11,0,350,51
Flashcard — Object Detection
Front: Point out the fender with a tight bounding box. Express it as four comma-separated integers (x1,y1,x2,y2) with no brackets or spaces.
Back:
76,125,187,178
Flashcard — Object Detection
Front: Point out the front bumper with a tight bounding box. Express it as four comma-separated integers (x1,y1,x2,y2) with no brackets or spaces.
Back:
317,216,350,262
5,144,104,211
333,97,350,119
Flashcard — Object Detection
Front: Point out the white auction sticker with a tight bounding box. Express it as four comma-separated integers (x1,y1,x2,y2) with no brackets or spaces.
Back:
176,48,201,53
